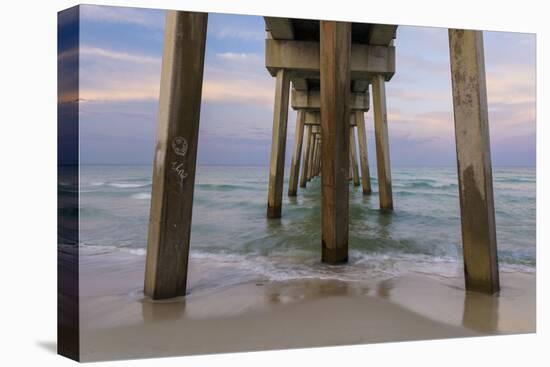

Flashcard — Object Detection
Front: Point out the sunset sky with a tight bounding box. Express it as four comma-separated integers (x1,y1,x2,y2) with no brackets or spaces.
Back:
76,5,536,166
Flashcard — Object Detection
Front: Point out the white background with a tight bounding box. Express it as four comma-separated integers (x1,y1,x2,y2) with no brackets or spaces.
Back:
0,0,547,365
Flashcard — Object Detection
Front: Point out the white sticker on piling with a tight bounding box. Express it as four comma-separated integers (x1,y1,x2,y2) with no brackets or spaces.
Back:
172,136,188,157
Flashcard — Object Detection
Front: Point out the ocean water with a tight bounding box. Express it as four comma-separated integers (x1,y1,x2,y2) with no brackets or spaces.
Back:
79,165,536,289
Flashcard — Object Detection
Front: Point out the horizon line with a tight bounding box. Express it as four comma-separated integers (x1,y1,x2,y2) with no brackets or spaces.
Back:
74,163,537,168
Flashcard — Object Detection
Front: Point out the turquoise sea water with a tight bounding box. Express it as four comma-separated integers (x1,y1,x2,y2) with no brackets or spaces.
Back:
79,165,535,287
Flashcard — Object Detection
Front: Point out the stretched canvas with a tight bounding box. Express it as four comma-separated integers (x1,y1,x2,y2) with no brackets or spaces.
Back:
58,4,536,362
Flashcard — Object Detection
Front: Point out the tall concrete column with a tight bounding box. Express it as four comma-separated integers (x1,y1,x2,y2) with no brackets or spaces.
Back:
144,11,208,300
311,135,318,179
307,128,317,181
350,126,360,187
355,111,372,194
315,137,322,176
288,110,306,196
348,151,353,181
300,125,312,188
320,21,351,264
267,69,291,218
311,136,316,179
372,74,393,210
449,29,499,294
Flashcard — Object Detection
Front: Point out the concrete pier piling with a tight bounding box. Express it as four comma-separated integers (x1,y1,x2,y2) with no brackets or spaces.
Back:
320,21,351,264
355,111,372,194
315,125,321,179
300,124,312,188
449,29,499,294
288,110,306,196
372,74,393,211
348,150,354,181
144,11,208,300
308,125,320,181
315,135,322,176
350,126,360,187
309,132,319,180
267,69,291,218
312,131,320,179
306,130,313,181
306,127,314,181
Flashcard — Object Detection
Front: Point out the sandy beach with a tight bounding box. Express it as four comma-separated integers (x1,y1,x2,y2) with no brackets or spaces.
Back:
79,250,535,362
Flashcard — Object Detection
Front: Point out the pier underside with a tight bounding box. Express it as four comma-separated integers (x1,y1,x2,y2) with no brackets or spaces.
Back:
143,13,500,299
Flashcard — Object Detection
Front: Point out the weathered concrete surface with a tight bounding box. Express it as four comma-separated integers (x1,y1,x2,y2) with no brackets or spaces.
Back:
320,21,351,264
264,17,294,39
449,29,499,294
306,111,321,124
307,125,320,181
311,134,319,178
267,69,291,218
144,11,208,300
311,133,319,179
306,129,314,181
352,80,369,92
372,74,393,211
291,88,369,111
355,111,372,195
314,135,322,176
348,147,354,181
299,124,312,188
292,78,308,90
368,24,398,45
304,110,355,126
266,39,395,81
265,18,396,46
292,78,367,93
350,126,360,187
288,111,305,196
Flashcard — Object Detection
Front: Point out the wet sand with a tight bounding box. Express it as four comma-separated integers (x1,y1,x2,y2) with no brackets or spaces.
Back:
79,252,535,362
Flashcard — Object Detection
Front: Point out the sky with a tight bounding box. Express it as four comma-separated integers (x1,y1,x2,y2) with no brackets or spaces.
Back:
74,5,536,166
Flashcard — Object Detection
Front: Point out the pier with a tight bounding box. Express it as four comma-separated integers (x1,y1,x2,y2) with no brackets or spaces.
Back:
144,12,500,299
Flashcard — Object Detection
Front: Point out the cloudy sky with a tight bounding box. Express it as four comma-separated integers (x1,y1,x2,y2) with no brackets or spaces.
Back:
76,5,536,166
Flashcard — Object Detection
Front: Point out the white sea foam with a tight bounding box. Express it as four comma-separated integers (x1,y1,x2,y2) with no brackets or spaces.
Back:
186,250,460,283
78,243,535,289
80,244,147,257
126,248,147,256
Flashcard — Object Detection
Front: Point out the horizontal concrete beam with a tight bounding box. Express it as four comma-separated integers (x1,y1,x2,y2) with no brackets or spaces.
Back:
264,17,294,40
302,111,358,127
306,121,357,127
368,25,397,45
352,80,369,92
266,39,395,81
291,88,370,111
305,111,320,124
292,78,308,90
311,124,321,133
